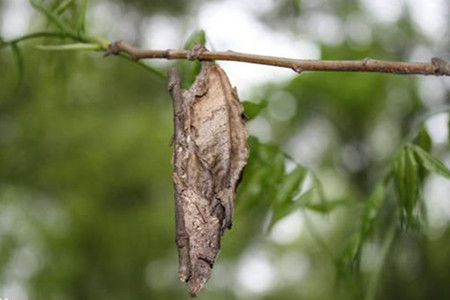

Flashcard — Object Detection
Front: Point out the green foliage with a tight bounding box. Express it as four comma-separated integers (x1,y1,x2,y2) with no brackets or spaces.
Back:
179,29,207,88
2,1,450,300
242,100,268,120
183,29,206,52
393,145,420,227
412,144,450,179
11,42,24,91
54,0,75,15
19,0,166,80
413,125,432,152
338,125,450,286
76,0,88,35
36,43,101,51
270,161,307,227
238,137,346,231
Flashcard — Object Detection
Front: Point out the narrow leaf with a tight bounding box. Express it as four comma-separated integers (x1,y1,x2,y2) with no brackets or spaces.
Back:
270,152,286,184
184,29,206,50
412,144,450,179
393,147,407,205
413,125,432,152
304,199,357,213
54,0,74,15
360,181,386,244
270,187,312,229
295,187,316,206
293,0,302,13
339,177,388,274
36,43,100,51
237,137,278,212
11,43,24,91
404,146,419,217
270,177,327,230
364,221,397,300
30,0,77,37
118,53,167,80
338,180,387,272
274,165,306,204
180,30,207,88
242,100,268,120
77,0,88,34
338,232,361,272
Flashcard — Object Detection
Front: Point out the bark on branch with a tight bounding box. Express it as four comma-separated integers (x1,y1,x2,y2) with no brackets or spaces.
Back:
105,40,450,76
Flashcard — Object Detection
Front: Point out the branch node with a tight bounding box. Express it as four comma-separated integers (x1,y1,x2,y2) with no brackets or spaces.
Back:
163,50,171,59
104,40,123,57
362,57,371,66
187,43,207,61
292,63,303,74
431,57,450,75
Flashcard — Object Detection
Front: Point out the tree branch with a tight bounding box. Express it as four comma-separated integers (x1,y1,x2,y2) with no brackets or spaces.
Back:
105,40,450,76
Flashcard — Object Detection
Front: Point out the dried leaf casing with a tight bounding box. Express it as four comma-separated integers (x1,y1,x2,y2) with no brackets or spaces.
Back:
168,62,248,296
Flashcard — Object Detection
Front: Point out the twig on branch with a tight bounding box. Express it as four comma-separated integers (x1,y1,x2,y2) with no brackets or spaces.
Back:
105,40,450,76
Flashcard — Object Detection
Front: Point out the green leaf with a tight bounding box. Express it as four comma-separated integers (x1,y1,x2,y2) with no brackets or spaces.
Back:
404,146,419,217
393,147,407,205
11,43,24,91
36,43,101,51
183,29,206,50
360,181,386,241
270,188,309,230
77,0,88,34
54,0,74,15
338,179,387,274
412,144,450,179
118,54,167,80
304,199,357,213
413,125,432,152
393,146,422,227
338,232,362,273
30,0,77,38
180,30,207,88
269,165,308,228
242,100,268,120
240,137,311,228
293,0,302,13
252,138,285,180
274,165,306,204
270,199,302,229
237,137,284,212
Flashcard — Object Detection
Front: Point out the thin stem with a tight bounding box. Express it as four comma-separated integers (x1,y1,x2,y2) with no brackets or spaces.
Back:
30,0,104,46
117,52,167,80
364,220,397,300
405,106,450,143
105,40,450,76
55,0,75,15
301,209,336,263
1,31,70,48
29,0,78,39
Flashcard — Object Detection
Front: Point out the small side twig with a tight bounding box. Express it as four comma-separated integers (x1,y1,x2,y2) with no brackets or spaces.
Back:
105,40,450,76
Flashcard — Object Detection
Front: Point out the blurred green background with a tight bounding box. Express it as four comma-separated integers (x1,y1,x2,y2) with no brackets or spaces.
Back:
1,0,450,299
